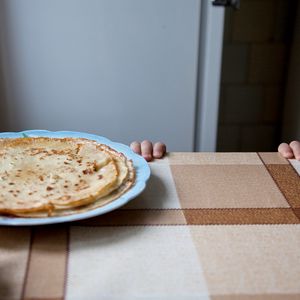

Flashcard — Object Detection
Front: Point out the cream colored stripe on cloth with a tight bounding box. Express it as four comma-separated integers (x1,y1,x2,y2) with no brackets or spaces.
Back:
0,227,31,300
22,226,68,300
66,226,209,300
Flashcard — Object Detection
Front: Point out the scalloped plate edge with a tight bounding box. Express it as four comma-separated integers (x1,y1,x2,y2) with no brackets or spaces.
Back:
0,130,150,226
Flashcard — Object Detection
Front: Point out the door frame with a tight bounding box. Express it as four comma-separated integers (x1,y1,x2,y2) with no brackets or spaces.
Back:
194,1,225,152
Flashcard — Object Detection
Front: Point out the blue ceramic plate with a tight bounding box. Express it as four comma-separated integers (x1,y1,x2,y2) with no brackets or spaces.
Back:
0,130,150,226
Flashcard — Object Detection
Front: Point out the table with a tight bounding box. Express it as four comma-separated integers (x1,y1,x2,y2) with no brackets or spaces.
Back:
1,152,300,300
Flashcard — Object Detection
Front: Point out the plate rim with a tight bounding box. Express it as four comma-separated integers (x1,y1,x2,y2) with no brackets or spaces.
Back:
0,130,150,226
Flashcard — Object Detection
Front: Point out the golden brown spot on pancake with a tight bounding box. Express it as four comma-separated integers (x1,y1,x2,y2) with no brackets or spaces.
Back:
82,169,93,175
93,161,101,172
75,144,82,154
46,186,53,191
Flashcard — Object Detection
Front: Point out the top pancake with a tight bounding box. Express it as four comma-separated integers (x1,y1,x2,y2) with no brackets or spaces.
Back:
0,137,119,215
14,142,136,218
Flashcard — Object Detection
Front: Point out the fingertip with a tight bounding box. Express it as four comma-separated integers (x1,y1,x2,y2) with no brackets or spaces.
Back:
141,140,153,159
130,141,141,155
130,141,138,147
278,143,294,158
157,142,166,151
278,142,288,150
153,142,166,159
290,140,300,160
141,140,152,145
289,140,300,147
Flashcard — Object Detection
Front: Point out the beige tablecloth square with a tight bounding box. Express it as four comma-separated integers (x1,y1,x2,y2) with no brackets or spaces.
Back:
190,225,300,295
123,163,181,209
66,226,209,300
171,165,288,208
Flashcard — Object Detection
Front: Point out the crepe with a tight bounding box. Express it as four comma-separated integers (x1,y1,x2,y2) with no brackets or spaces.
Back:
0,137,135,217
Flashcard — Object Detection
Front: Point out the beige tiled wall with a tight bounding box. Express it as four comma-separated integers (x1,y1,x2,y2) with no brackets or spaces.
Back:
281,2,300,142
217,0,296,151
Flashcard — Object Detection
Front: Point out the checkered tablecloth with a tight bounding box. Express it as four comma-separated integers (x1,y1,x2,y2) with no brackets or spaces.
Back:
1,153,300,300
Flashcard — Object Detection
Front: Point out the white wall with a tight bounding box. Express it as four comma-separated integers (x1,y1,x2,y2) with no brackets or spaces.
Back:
0,3,8,131
0,0,201,151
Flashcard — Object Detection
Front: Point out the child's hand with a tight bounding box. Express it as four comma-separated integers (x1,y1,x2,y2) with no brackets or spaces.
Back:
130,140,166,162
278,141,300,160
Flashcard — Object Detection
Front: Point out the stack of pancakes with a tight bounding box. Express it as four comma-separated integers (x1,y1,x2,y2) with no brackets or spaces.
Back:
0,137,135,217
